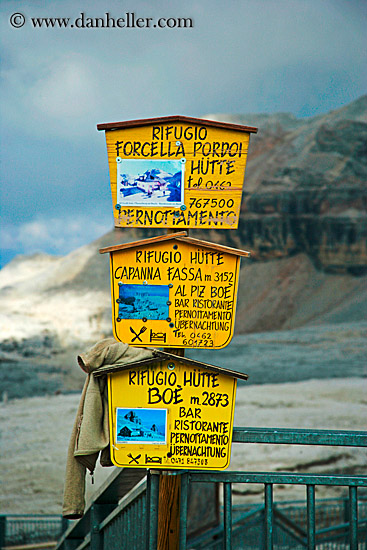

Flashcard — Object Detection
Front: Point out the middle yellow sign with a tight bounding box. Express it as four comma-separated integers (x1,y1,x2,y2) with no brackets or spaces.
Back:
100,233,250,349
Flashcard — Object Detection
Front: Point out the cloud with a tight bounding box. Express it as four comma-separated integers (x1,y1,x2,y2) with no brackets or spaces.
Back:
1,0,366,139
1,215,112,258
30,55,99,119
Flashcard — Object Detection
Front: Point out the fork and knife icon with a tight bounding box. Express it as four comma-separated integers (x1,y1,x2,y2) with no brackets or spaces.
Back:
127,453,141,464
130,326,147,342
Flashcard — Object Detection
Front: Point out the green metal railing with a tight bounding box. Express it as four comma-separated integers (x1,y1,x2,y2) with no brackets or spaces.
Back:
55,426,367,550
183,476,366,549
188,499,367,549
0,514,65,548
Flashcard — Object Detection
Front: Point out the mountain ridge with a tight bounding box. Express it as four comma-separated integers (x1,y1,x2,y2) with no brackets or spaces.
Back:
205,95,367,272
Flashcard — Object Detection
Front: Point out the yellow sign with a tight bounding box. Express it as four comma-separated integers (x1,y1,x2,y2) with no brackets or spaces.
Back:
107,359,238,470
97,115,257,230
100,234,250,349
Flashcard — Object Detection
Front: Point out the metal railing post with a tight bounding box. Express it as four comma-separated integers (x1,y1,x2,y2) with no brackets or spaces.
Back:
349,486,358,550
147,471,159,550
0,515,6,550
306,484,316,550
61,517,69,535
146,471,152,549
179,473,189,550
90,503,104,550
223,482,233,550
264,483,273,550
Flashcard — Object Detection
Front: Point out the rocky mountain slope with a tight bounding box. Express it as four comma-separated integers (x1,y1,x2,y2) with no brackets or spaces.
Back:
1,233,365,399
1,232,365,352
206,94,367,273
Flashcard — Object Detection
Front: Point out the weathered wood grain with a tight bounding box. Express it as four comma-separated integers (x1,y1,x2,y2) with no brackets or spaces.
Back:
97,114,258,133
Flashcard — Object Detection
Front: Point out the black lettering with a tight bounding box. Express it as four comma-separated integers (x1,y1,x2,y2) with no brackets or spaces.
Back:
135,210,143,224
174,126,183,140
165,126,174,139
123,142,133,156
141,142,151,156
151,141,158,156
202,142,211,156
115,141,123,156
183,127,193,140
229,143,239,156
198,127,208,140
212,142,221,157
148,387,161,404
152,126,160,139
133,141,141,156
193,142,202,156
226,160,235,174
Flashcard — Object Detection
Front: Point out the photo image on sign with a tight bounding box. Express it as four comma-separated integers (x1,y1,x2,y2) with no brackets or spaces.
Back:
117,158,184,207
118,283,170,320
116,408,167,444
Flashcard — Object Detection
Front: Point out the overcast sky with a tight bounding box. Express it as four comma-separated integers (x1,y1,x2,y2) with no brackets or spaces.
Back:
1,0,366,266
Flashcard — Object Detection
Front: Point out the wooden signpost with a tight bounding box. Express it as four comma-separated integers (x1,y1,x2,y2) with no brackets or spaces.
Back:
100,232,250,349
97,114,257,549
97,115,257,230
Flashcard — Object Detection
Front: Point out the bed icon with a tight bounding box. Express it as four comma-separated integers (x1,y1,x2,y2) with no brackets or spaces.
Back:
150,330,167,343
145,455,162,465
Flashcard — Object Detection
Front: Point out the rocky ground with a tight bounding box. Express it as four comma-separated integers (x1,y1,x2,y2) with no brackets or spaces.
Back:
1,377,366,514
231,377,367,504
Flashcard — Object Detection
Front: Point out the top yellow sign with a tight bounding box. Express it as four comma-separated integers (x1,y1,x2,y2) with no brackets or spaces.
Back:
97,115,257,230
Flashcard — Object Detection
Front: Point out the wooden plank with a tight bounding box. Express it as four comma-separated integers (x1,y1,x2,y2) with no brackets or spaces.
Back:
93,349,249,381
3,543,57,550
93,356,160,377
157,474,181,550
100,232,250,257
174,235,250,257
157,346,184,550
99,231,188,254
97,114,258,134
153,349,249,381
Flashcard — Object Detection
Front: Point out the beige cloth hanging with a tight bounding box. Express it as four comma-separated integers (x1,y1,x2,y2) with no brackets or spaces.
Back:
62,338,153,519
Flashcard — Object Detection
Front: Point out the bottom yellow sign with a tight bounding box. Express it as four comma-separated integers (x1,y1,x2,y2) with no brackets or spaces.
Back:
107,359,237,470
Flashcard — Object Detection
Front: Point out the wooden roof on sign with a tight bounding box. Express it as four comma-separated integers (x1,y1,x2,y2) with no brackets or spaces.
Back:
99,232,251,257
97,115,258,134
93,348,249,381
